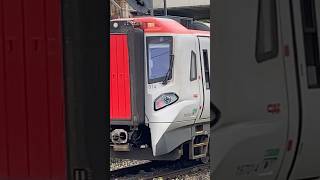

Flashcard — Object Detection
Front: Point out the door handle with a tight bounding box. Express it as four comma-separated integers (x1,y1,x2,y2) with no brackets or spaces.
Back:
210,102,221,127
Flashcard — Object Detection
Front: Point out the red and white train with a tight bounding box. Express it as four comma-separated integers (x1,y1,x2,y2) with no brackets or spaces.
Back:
110,16,211,161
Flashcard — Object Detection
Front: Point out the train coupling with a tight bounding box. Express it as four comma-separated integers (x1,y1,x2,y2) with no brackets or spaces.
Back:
111,129,130,152
111,129,128,144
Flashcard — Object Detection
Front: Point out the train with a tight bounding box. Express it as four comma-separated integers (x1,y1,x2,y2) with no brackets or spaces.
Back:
110,16,211,162
212,0,320,179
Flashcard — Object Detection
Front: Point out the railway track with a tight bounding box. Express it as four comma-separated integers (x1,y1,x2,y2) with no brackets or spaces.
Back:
110,160,209,180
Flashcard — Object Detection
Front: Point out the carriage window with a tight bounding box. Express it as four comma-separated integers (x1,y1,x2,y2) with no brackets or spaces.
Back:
256,0,278,62
203,50,210,89
190,51,197,81
147,36,173,84
301,0,320,88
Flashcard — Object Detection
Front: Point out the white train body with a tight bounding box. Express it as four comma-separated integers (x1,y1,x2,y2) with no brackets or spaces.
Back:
110,17,211,161
212,0,320,179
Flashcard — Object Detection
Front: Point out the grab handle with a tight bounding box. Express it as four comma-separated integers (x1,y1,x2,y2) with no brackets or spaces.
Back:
210,102,221,127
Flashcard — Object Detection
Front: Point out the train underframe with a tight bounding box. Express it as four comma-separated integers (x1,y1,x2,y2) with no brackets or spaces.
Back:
110,122,210,162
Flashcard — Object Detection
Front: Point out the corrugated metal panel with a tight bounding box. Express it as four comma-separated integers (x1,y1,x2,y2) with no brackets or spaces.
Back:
24,0,51,176
110,34,132,120
0,0,8,176
0,0,66,179
45,0,67,177
2,0,29,177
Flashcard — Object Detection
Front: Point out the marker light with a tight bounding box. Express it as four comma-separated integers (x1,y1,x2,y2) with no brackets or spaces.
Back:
154,93,179,111
147,22,155,28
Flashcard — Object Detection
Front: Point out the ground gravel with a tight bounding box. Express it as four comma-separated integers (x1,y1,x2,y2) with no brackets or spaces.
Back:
110,158,210,180
169,169,210,180
110,158,150,171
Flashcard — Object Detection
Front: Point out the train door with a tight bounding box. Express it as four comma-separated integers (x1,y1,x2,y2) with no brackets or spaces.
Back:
174,35,202,123
286,0,320,179
196,36,210,123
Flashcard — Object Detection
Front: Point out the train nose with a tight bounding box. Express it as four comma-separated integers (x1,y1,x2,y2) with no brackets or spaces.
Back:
111,129,128,144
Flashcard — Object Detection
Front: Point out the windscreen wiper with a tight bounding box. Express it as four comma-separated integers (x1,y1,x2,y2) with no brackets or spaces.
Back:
162,54,174,85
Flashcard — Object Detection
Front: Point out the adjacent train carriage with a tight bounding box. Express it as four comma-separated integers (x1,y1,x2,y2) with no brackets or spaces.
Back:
110,17,211,161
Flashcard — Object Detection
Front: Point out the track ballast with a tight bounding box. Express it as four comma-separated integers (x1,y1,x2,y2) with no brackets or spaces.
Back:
110,160,209,180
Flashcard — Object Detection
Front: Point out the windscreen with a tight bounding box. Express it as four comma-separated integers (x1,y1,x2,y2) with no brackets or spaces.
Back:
147,36,173,83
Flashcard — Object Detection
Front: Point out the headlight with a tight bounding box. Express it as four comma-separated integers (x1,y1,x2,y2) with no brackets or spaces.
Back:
154,93,179,111
113,22,119,28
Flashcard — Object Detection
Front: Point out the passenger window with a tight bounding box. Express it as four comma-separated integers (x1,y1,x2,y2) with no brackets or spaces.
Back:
301,0,320,88
256,0,278,62
190,51,197,81
203,50,210,89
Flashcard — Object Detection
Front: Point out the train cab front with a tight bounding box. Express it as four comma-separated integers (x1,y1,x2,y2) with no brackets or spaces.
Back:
110,17,210,161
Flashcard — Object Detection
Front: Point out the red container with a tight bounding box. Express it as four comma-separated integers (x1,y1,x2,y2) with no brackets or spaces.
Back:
110,34,132,120
110,21,145,126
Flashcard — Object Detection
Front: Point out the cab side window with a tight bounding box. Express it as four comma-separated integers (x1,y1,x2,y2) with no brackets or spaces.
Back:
256,0,278,62
190,51,197,81
203,50,210,89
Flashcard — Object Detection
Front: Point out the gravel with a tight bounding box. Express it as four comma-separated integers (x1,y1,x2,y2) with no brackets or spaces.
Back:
110,158,150,171
171,168,210,180
110,158,210,180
